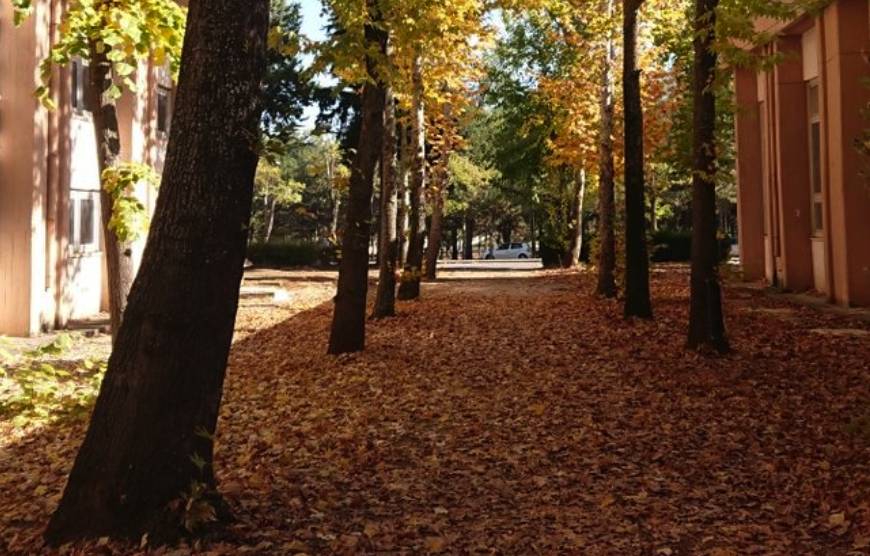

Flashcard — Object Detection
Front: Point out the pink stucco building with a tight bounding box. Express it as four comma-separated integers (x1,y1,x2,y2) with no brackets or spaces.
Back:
735,0,870,307
0,2,170,336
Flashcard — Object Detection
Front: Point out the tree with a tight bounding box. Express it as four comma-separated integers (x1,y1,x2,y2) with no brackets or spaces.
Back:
622,0,652,318
373,83,400,318
254,160,304,243
44,0,269,544
397,54,427,300
261,0,309,143
14,0,186,341
687,0,728,351
596,0,618,296
327,0,388,354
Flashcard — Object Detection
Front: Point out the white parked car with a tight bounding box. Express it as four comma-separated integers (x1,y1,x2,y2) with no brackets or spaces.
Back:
484,242,532,260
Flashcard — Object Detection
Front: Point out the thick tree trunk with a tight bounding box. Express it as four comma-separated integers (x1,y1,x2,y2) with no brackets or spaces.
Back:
463,212,474,260
688,0,729,352
565,169,586,268
424,176,444,280
596,0,617,298
44,0,269,544
88,46,135,343
397,55,426,300
372,83,398,319
328,6,388,353
623,0,652,318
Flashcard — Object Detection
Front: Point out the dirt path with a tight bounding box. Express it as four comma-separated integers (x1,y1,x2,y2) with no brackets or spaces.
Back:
1,266,869,554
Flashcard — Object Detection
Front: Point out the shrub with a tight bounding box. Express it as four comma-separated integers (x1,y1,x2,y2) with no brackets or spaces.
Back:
650,230,733,263
247,240,336,268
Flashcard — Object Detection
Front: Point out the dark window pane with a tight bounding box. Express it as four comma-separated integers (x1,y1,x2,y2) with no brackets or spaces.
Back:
498,244,509,250
807,84,819,119
813,202,824,234
811,122,822,194
511,243,523,249
71,61,80,109
80,198,95,246
157,88,171,133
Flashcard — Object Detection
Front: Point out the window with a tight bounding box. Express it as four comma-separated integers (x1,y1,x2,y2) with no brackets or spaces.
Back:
807,81,823,237
511,243,523,250
157,85,172,134
71,59,92,112
69,190,100,252
498,243,509,251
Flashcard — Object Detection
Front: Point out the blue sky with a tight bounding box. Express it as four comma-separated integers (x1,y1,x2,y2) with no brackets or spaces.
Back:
299,0,326,42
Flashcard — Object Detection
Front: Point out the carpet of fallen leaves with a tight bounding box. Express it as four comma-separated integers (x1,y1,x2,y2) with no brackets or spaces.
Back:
2,265,869,555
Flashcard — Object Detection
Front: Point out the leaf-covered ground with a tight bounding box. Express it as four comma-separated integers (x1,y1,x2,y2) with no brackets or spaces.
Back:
2,265,869,554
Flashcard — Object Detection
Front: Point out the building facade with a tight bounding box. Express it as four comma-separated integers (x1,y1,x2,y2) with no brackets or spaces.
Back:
1,2,170,336
735,0,870,307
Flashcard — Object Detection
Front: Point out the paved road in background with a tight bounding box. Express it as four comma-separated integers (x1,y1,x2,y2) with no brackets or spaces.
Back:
436,259,544,271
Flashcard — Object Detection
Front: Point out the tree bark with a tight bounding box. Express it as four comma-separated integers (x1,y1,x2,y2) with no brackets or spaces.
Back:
565,168,586,268
328,3,388,353
372,82,398,319
397,54,426,300
623,0,652,318
89,45,135,343
688,0,729,352
264,197,277,243
424,174,445,280
396,124,410,267
451,226,459,260
44,0,269,544
596,0,617,297
463,212,474,260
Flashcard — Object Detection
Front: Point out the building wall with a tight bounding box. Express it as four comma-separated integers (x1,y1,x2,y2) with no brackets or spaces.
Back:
1,1,165,336
735,0,870,307
0,2,50,336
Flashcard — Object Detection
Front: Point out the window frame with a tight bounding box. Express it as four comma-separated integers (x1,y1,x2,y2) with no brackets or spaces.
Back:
68,189,101,255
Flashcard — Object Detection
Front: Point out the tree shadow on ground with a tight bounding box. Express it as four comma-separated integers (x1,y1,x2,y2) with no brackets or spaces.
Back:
2,268,869,554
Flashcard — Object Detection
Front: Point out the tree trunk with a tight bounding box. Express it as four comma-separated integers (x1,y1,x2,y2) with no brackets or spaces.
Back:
44,0,269,544
623,0,652,319
688,0,729,352
500,220,512,245
424,176,444,280
88,46,135,343
596,0,617,298
530,211,537,257
264,197,277,243
330,193,341,245
565,168,586,268
451,226,459,260
328,4,388,353
372,82,398,319
396,124,410,267
463,212,474,260
397,54,426,300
